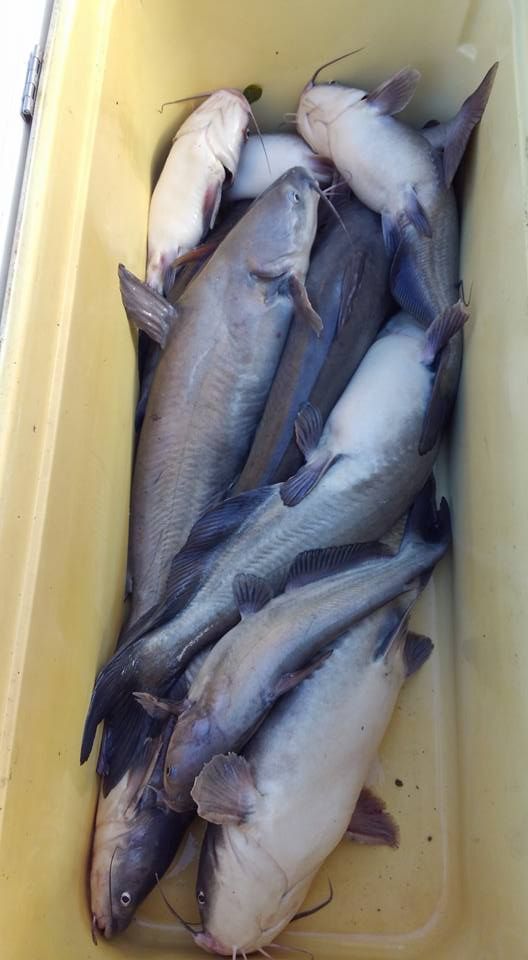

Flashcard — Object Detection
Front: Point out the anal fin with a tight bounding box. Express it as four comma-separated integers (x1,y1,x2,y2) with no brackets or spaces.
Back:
422,299,469,366
346,787,399,848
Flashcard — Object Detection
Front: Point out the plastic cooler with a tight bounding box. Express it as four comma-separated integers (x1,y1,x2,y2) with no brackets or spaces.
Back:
0,1,526,957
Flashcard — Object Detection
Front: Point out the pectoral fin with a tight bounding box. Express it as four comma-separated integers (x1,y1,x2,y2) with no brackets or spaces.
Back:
346,788,399,848
294,403,323,459
203,181,222,232
118,264,178,347
289,274,324,336
170,239,219,270
403,185,432,238
365,67,421,116
191,753,259,825
280,454,335,506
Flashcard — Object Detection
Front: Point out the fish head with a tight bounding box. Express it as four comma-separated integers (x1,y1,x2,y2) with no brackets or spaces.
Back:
91,801,182,938
193,824,292,955
164,708,220,812
176,88,251,180
297,81,366,155
241,165,319,279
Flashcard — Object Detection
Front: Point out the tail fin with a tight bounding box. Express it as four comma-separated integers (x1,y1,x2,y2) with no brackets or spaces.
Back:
401,476,451,555
442,62,498,187
80,644,142,766
118,264,178,347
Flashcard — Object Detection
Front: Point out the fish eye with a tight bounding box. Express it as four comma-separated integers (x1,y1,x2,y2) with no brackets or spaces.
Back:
329,80,336,85
120,892,132,907
290,190,301,204
197,890,206,905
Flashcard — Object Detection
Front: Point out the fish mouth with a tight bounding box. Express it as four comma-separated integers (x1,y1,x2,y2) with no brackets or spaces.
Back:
92,912,114,940
194,931,233,956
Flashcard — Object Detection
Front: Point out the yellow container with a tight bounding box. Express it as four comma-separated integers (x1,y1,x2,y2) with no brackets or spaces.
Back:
1,1,527,957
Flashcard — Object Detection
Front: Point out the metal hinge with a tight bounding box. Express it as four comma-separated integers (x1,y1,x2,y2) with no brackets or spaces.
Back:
21,45,43,122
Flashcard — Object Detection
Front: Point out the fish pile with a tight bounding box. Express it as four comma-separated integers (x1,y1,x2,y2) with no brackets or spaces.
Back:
81,55,497,953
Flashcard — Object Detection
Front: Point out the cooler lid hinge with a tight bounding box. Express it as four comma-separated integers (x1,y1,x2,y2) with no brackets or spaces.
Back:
21,45,43,122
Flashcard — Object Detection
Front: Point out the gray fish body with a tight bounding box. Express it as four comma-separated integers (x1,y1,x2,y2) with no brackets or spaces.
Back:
390,175,462,453
89,651,209,936
126,170,319,629
163,489,448,809
235,197,391,491
135,202,251,437
90,707,191,939
193,591,427,955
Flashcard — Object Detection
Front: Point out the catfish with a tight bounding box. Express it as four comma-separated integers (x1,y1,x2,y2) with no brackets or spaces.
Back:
135,201,251,438
297,60,498,450
147,89,250,294
89,652,209,938
234,194,392,491
119,168,319,638
191,591,432,956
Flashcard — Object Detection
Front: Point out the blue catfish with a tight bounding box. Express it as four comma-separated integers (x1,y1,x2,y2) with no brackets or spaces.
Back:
297,61,498,450
117,168,320,640
191,591,432,956
235,194,391,491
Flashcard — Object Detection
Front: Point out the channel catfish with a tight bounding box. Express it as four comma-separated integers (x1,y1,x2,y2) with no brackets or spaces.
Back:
191,592,433,956
81,308,459,789
90,717,192,940
235,194,391,491
147,89,251,294
228,133,333,201
118,168,319,637
89,653,209,938
145,479,448,810
297,61,498,450
135,201,251,438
